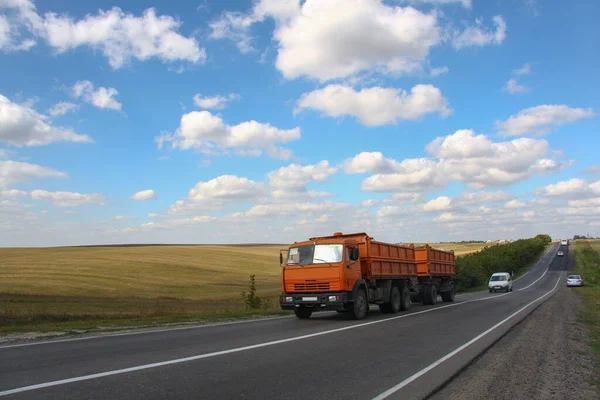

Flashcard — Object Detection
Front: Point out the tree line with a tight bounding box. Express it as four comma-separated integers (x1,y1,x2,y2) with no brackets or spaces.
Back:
455,234,552,292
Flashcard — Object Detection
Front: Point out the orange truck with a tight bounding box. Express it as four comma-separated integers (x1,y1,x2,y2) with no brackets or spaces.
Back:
279,232,456,320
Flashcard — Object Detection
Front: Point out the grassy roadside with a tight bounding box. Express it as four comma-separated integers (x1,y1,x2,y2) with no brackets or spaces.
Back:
573,240,600,390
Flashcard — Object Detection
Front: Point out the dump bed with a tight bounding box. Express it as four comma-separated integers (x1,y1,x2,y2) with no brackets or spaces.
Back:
312,232,418,279
415,245,455,276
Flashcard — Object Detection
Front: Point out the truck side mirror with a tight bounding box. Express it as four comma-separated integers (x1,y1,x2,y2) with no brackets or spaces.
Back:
280,252,284,265
351,248,359,261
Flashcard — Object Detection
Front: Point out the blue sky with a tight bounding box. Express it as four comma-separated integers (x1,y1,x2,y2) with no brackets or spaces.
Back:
1,0,599,246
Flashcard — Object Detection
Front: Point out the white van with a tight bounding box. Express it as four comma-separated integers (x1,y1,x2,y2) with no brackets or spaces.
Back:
488,272,513,293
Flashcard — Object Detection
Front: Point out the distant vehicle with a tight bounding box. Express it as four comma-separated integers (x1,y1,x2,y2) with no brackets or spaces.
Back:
557,251,564,257
489,272,513,293
560,239,568,246
566,275,584,287
279,232,456,320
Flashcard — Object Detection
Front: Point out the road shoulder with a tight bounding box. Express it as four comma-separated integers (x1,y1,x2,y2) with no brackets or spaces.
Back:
430,287,598,400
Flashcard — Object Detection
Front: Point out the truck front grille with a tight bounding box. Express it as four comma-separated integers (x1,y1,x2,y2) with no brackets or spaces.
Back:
294,282,331,291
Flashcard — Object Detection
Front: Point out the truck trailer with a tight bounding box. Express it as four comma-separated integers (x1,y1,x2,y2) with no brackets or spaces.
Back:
279,232,456,320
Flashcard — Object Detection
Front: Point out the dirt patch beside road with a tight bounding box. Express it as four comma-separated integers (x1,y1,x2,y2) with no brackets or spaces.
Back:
430,287,598,400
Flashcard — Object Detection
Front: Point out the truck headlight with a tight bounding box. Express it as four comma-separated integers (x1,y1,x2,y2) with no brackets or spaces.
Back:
285,297,293,302
328,296,337,302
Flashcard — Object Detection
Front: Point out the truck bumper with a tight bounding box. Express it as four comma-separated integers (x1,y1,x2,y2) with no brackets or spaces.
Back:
280,292,348,311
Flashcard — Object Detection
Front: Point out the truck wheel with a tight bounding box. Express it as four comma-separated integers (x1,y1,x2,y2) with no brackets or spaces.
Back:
441,286,455,302
422,286,431,305
350,289,368,320
429,285,438,305
389,286,401,313
294,306,312,319
400,285,411,311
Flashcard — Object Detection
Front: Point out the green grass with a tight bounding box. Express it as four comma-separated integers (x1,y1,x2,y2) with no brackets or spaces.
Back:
0,242,486,334
573,240,600,390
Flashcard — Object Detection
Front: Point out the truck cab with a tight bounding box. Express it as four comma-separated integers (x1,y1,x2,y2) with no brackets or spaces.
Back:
280,236,362,318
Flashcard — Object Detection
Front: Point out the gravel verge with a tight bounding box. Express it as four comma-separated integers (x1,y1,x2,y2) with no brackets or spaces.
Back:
430,287,598,400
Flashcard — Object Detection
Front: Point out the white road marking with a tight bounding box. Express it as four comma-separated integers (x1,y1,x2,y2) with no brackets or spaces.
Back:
0,316,293,350
370,271,563,400
0,290,517,396
514,244,554,281
517,268,548,292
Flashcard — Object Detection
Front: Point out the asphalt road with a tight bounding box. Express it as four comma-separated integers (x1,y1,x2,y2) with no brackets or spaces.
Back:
0,243,568,400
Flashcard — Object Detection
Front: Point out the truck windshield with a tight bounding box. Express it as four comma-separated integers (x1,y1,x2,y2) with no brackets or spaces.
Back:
286,244,343,265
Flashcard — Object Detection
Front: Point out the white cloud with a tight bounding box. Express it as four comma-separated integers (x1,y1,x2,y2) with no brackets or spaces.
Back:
0,160,67,187
503,78,530,94
156,110,300,160
0,188,28,199
211,0,443,81
568,198,600,208
383,193,424,204
456,191,514,206
167,175,266,216
73,81,122,111
513,63,531,76
430,66,449,77
0,7,36,52
452,16,506,49
31,189,106,207
48,101,78,116
0,94,93,146
358,130,566,192
1,1,204,68
400,0,471,8
42,7,205,69
114,215,134,220
343,152,403,175
535,178,600,199
267,161,337,199
130,189,159,200
423,196,452,212
296,84,450,126
496,105,595,137
193,93,240,110
504,199,527,209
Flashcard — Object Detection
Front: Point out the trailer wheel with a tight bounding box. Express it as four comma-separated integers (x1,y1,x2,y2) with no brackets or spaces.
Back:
400,285,411,311
294,306,312,319
441,286,455,302
389,286,401,313
350,289,368,320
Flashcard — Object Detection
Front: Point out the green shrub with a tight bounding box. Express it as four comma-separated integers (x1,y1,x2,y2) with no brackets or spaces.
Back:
455,234,551,292
240,274,263,311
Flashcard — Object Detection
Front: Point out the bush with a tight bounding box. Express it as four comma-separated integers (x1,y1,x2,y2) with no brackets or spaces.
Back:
240,274,263,311
455,234,551,292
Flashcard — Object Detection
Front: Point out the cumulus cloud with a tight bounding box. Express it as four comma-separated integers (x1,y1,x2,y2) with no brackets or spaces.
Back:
193,93,241,110
452,16,506,49
130,189,159,200
31,190,106,207
535,178,600,199
496,105,595,137
423,196,452,212
267,161,337,199
354,129,566,192
400,0,471,8
504,199,527,209
0,160,67,187
211,0,443,81
503,78,530,94
48,102,78,116
72,81,122,111
9,2,205,68
296,84,450,126
0,94,93,146
156,110,300,160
